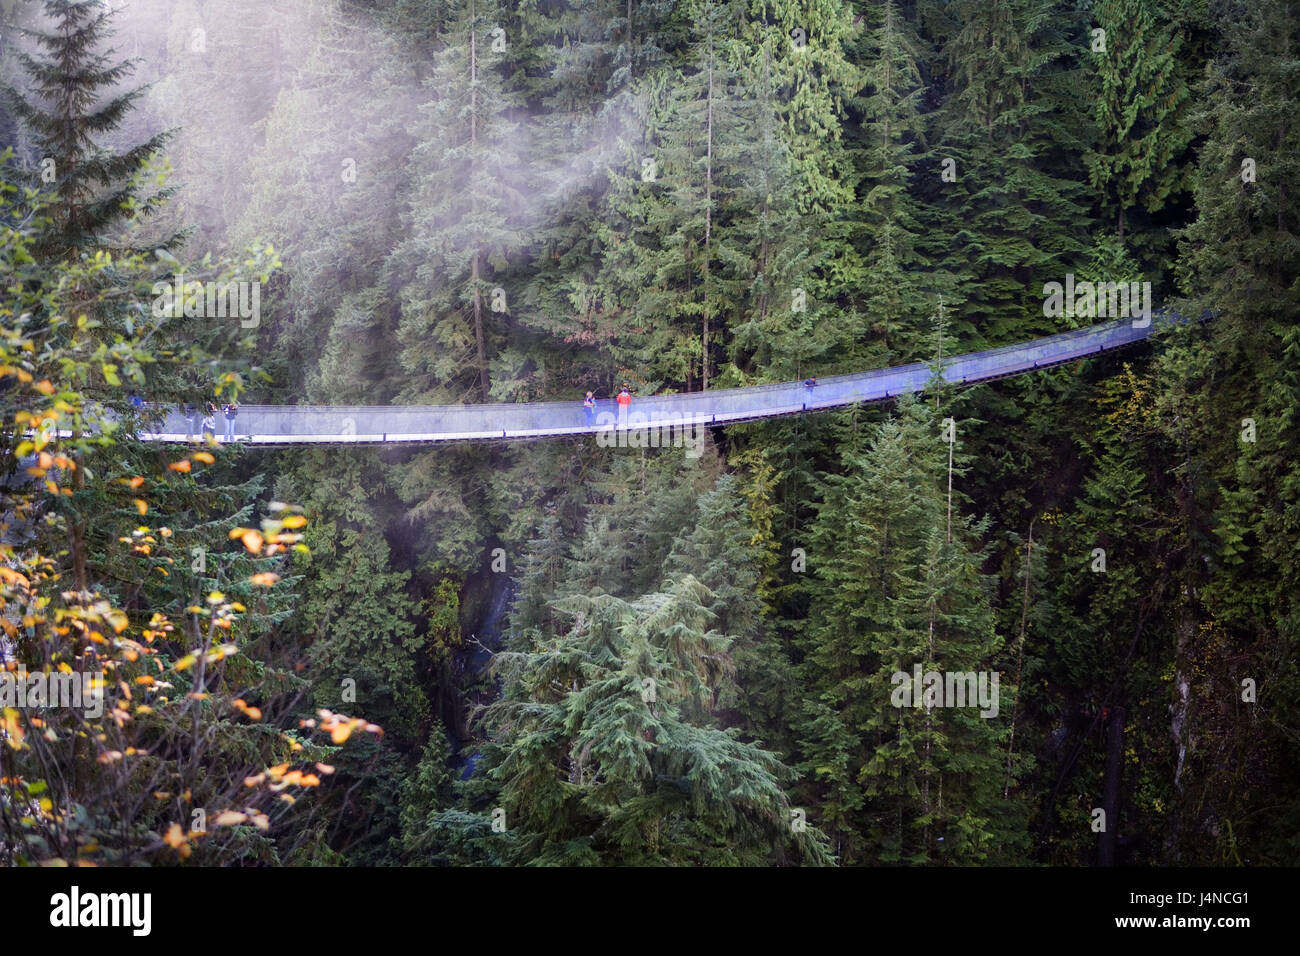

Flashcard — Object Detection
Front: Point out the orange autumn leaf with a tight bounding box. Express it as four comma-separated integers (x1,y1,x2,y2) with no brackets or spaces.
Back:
133,499,147,516
128,476,145,489
249,572,279,587
33,380,55,395
329,723,353,745
192,452,215,465
167,460,191,473
240,530,263,553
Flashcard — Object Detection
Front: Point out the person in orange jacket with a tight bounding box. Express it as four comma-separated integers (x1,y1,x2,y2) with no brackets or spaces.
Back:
616,384,631,429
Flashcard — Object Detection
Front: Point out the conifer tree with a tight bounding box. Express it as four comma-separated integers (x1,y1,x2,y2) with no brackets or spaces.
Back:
394,0,526,404
460,573,829,864
1159,0,1300,862
666,474,794,749
1085,0,1191,244
232,0,417,403
923,0,1093,345
5,0,174,258
848,0,931,363
797,394,1026,863
721,25,839,383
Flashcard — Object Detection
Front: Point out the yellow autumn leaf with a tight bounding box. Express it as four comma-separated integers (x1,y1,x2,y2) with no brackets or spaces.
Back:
2,708,24,750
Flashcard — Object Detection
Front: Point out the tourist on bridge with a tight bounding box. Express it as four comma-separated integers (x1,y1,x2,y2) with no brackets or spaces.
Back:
616,385,631,429
183,402,197,441
203,403,217,442
223,402,238,442
584,391,595,428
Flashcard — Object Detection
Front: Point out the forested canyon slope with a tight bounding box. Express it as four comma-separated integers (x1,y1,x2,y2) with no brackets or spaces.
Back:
0,0,1296,868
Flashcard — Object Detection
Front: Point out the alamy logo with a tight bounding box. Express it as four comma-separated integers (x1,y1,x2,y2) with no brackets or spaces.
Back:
152,274,260,328
1042,274,1151,328
50,886,151,936
0,671,104,718
594,411,705,459
890,665,1000,718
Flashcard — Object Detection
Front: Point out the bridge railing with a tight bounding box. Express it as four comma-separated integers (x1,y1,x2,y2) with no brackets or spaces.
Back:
137,312,1187,443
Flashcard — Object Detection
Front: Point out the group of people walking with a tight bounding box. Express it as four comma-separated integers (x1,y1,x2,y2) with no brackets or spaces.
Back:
182,401,239,442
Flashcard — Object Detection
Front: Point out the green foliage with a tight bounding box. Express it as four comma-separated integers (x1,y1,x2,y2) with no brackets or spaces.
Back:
5,0,1297,871
3,0,176,258
1085,0,1192,245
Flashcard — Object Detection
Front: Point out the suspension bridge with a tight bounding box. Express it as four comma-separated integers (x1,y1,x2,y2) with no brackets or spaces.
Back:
137,313,1191,446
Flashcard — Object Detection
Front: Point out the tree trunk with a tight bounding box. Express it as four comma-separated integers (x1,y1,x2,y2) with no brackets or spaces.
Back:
1097,705,1126,866
472,251,489,402
1005,519,1033,797
702,33,714,392
469,5,490,403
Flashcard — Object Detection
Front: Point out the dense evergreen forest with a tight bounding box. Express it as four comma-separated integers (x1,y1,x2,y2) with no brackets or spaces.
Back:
0,0,1297,868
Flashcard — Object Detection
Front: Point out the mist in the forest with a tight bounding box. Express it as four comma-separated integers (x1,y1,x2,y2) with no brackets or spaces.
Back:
2,0,638,261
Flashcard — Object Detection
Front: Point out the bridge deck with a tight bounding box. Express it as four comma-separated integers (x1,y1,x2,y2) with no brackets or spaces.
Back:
137,315,1179,446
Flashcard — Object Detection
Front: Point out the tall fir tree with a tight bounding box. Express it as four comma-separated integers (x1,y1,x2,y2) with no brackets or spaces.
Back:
393,0,526,404
922,0,1093,346
1085,0,1191,251
847,0,931,363
4,0,174,258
